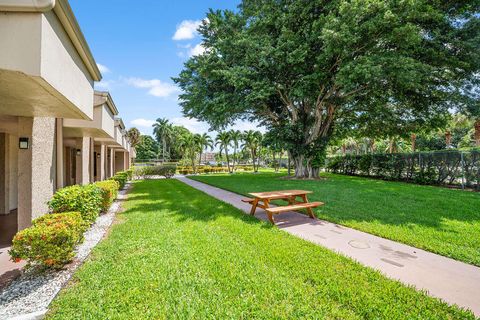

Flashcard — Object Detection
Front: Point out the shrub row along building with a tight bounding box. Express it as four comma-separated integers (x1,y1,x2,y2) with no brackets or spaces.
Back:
0,0,134,245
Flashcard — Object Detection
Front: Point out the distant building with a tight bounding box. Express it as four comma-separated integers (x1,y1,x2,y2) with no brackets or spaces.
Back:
200,152,216,164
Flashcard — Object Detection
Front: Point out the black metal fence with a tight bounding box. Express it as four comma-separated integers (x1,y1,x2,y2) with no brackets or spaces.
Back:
326,150,480,190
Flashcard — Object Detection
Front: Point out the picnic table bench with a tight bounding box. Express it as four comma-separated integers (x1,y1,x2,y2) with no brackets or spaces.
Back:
242,190,323,224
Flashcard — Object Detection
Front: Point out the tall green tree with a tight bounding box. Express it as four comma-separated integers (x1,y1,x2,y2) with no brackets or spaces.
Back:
175,0,480,178
178,132,201,173
242,130,262,172
152,118,173,161
228,130,243,171
135,135,160,160
126,127,141,148
216,131,232,173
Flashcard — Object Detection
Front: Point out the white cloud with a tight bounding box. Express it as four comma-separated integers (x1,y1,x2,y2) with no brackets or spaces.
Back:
97,63,110,74
171,117,210,134
124,77,179,98
189,43,205,57
95,80,114,90
173,20,202,40
131,118,156,128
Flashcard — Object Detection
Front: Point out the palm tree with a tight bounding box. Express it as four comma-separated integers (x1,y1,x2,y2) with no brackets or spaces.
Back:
126,127,141,147
178,133,199,173
242,130,262,172
152,118,172,162
197,133,213,165
216,131,232,173
228,130,242,171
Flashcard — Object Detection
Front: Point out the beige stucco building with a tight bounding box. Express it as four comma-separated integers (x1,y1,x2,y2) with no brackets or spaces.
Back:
0,0,134,246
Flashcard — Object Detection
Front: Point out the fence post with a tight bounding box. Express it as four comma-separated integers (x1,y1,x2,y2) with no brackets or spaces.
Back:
461,152,465,190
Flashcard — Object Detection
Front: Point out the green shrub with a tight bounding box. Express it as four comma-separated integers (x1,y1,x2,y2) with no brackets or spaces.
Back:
33,211,88,235
48,184,103,224
9,212,85,269
111,172,128,189
125,168,134,180
94,180,119,212
326,150,480,189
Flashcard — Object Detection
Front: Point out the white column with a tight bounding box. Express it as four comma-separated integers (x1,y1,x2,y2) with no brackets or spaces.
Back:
18,117,56,230
55,118,64,189
109,148,115,177
100,144,106,181
75,136,91,185
89,138,94,183
0,133,10,214
124,151,129,171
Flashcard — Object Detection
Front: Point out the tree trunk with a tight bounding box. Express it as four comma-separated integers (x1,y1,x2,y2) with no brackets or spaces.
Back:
162,137,166,162
199,151,202,166
474,120,480,147
287,151,291,176
251,150,256,172
232,146,237,172
445,130,452,148
411,134,416,152
225,148,231,173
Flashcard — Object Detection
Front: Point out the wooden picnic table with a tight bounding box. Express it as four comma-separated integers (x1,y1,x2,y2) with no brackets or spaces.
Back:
243,190,323,224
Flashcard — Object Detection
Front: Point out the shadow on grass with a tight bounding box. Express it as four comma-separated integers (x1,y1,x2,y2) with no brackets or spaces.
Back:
121,180,275,230
190,172,480,231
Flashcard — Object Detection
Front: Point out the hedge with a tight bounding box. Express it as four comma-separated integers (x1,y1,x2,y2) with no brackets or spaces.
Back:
110,171,128,189
94,180,120,212
134,165,176,179
326,150,480,190
48,184,103,224
9,212,85,269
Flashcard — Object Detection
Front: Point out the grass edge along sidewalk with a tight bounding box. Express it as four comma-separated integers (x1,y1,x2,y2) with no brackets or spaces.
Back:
190,172,480,267
47,179,475,319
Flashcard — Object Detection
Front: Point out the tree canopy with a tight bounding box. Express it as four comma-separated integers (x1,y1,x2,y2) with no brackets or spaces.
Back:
174,0,480,178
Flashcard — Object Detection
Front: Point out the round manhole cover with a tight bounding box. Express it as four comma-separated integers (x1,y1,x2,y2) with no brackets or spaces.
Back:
348,240,370,249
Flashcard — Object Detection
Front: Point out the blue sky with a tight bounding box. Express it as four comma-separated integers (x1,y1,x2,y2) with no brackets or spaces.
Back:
70,0,263,136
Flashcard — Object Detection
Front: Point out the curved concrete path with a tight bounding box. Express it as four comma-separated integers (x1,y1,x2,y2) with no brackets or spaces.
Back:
177,176,480,316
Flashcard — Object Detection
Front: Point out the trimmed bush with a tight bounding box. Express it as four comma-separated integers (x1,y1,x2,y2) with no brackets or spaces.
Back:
9,212,85,269
134,165,176,179
33,211,88,235
111,172,128,189
326,150,480,190
94,180,119,212
48,184,103,224
125,168,133,180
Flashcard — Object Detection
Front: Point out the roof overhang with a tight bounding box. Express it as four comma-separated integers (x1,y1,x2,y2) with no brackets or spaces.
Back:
0,0,102,81
94,91,119,115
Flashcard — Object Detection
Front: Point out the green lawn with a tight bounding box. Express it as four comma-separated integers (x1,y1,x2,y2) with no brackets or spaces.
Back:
47,179,475,319
190,172,480,266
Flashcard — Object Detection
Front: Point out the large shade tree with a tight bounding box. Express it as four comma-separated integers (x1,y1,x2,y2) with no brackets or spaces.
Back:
135,135,160,160
174,0,480,178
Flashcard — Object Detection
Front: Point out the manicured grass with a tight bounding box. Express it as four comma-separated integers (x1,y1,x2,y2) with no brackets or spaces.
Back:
191,172,480,266
47,179,474,319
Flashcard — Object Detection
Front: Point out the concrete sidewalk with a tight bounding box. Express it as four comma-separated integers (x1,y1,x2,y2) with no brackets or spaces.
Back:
177,176,480,316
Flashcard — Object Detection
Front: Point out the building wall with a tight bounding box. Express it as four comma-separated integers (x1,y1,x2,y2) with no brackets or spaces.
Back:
41,11,94,119
0,12,42,75
101,107,115,138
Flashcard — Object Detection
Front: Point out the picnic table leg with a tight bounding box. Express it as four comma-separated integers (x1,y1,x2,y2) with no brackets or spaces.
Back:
250,198,259,216
263,199,275,224
300,194,316,219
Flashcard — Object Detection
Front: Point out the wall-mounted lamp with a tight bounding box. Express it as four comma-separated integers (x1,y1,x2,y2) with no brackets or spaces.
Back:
19,137,29,149
97,154,101,158
76,149,81,156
